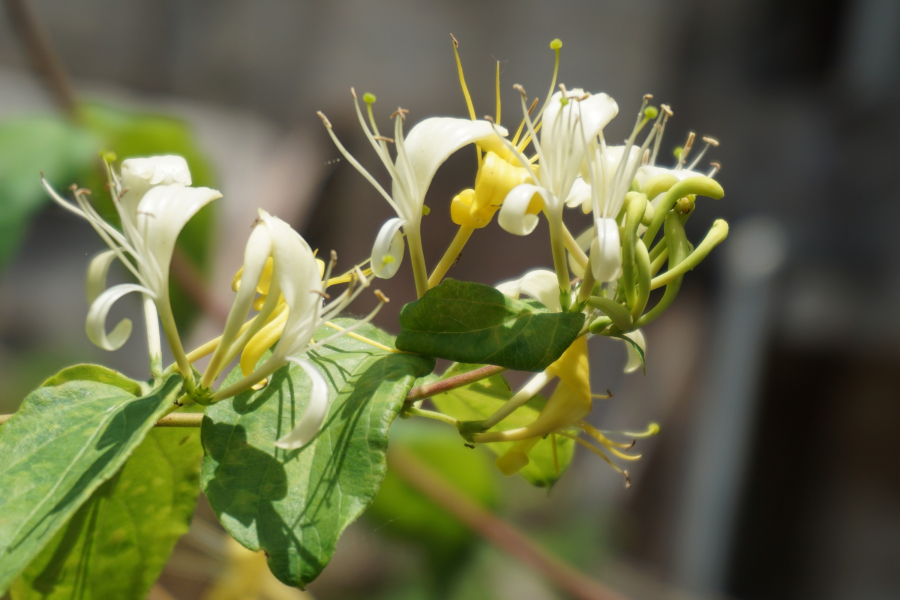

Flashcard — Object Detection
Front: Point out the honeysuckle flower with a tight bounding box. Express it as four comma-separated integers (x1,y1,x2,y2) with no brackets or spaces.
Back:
318,92,503,297
205,209,384,448
495,87,618,237
44,155,221,382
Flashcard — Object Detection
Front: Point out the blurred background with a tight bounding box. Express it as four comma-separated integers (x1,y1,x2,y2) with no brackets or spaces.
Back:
1,0,899,599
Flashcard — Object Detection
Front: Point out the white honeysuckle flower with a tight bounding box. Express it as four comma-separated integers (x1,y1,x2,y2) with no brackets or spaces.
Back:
496,269,561,312
319,97,503,281
591,218,623,283
210,210,385,447
564,177,591,213
623,329,646,373
45,156,221,378
496,87,618,236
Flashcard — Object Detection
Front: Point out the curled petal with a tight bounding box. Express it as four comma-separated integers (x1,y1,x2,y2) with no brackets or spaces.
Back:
623,329,646,374
591,217,623,282
496,269,561,313
136,185,222,292
397,118,507,219
274,359,329,449
86,283,153,351
564,177,591,212
371,217,406,279
498,184,546,236
85,249,118,305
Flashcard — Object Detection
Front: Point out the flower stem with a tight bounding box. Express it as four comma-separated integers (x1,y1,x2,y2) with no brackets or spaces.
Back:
563,224,589,270
406,364,507,403
428,225,474,289
405,406,459,426
548,215,572,308
406,227,430,298
143,295,163,378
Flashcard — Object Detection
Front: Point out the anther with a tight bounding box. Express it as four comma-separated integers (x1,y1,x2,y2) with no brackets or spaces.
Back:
707,162,721,177
373,136,394,143
527,97,539,114
513,84,527,97
350,87,357,98
484,115,495,124
643,93,654,100
661,104,674,117
317,111,333,128
624,470,631,488
702,136,719,146
642,149,650,165
311,289,331,299
251,217,261,229
374,289,390,303
450,33,459,49
390,107,409,120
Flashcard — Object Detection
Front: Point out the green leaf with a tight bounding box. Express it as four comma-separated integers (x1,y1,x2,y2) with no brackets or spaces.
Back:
10,412,203,600
0,373,183,594
0,117,99,271
365,421,497,570
396,279,585,372
429,363,575,488
78,102,217,332
201,319,435,589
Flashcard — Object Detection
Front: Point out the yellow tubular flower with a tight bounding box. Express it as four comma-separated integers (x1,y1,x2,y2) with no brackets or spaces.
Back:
474,336,591,449
450,152,542,229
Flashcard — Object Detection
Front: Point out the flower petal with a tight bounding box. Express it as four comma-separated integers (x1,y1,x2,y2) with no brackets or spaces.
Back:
120,156,193,220
591,217,623,282
542,89,618,163
395,118,504,218
259,210,322,362
135,184,222,292
496,269,561,313
371,217,406,279
564,177,591,211
85,249,118,305
86,283,152,351
498,184,545,236
623,329,646,374
274,358,330,449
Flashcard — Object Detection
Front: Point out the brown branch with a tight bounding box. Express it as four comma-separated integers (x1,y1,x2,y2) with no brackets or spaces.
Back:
3,0,77,118
405,364,506,403
0,412,204,427
388,444,629,600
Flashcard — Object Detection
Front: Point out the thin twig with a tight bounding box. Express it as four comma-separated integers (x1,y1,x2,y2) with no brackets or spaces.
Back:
3,0,77,118
405,364,506,403
0,412,205,427
388,444,629,600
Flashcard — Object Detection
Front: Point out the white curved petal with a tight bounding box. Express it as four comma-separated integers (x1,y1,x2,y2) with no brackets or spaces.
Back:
120,156,193,220
135,184,222,292
564,177,591,210
371,217,405,279
395,118,505,219
86,283,152,351
274,359,329,449
498,184,545,236
623,329,646,374
591,217,623,282
497,269,561,313
85,249,118,305
542,89,618,161
259,210,322,361
220,224,273,349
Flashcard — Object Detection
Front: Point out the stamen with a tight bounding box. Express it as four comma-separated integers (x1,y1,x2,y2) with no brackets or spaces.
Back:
687,136,720,171
373,136,394,143
511,98,539,146
591,389,614,399
676,132,696,171
495,60,502,125
451,33,477,121
374,289,390,303
707,162,721,178
558,432,631,487
650,104,673,166
390,107,409,120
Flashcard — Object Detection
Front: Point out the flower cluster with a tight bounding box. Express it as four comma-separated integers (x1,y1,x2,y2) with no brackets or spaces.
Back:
47,36,728,482
318,37,728,482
